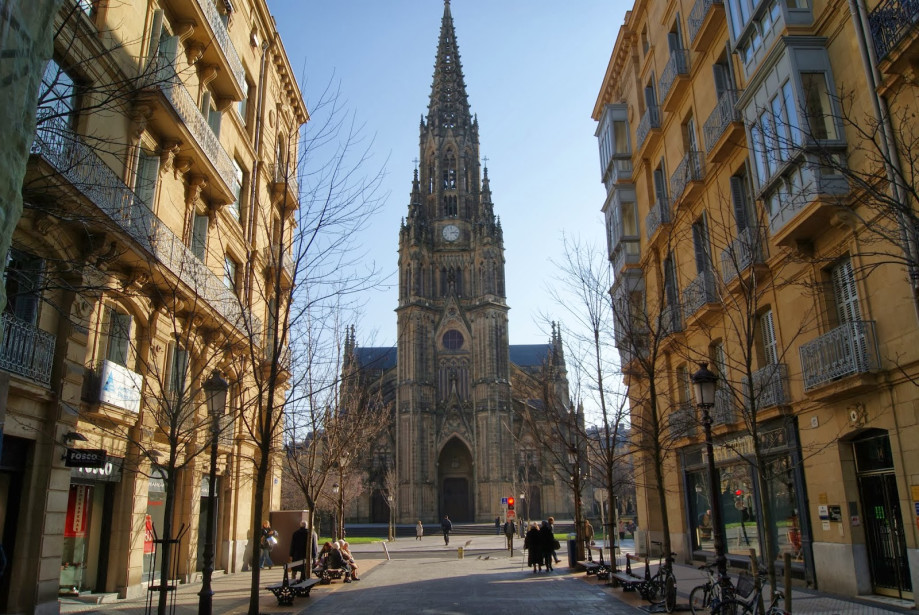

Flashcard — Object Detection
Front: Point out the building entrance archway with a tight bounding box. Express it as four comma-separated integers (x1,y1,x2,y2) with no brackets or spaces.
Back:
438,437,473,522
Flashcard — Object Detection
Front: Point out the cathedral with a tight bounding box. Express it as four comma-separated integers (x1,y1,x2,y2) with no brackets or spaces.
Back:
346,1,572,524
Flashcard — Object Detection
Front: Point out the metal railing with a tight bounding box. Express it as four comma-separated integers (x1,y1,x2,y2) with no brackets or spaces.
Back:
743,363,789,409
660,303,683,336
703,89,742,153
682,270,718,318
217,412,235,447
800,321,880,391
711,387,737,425
145,56,237,194
869,0,919,60
688,0,724,43
637,105,661,149
670,151,705,200
196,0,246,93
659,49,691,103
0,312,55,385
721,226,765,284
646,197,671,239
31,115,261,337
264,243,296,279
670,402,697,437
267,162,300,199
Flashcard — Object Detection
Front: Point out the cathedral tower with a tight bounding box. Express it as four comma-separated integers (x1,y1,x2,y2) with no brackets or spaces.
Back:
396,0,511,522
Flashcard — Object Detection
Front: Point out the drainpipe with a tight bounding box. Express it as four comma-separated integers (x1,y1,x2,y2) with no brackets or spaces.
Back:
848,0,919,321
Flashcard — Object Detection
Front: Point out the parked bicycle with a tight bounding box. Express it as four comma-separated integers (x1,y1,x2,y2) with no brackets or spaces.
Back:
640,541,677,613
713,570,788,615
689,562,735,615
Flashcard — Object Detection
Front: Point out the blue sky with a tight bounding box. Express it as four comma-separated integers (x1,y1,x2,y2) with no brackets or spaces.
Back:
269,0,627,347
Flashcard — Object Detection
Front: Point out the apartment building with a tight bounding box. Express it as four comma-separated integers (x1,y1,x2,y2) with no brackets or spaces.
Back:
595,0,919,601
0,1,305,612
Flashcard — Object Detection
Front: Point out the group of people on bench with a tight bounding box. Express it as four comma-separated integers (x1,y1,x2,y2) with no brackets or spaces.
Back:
311,540,361,581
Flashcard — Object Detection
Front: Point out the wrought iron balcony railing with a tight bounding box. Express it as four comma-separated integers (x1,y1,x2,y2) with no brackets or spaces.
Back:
659,49,691,103
646,197,671,240
688,0,724,43
31,115,261,336
721,226,765,284
636,105,661,150
743,363,789,409
670,151,705,201
217,412,235,447
711,387,737,425
0,312,55,385
196,0,246,93
703,89,742,153
145,57,238,194
869,0,919,60
800,321,880,391
682,270,718,318
268,162,300,199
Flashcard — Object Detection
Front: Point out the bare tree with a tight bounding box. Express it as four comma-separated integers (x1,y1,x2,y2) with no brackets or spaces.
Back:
382,466,398,541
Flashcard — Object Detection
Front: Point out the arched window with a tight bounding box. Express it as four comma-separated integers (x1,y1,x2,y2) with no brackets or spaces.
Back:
442,150,456,190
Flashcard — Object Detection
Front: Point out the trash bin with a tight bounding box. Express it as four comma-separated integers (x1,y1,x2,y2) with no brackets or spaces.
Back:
567,538,577,568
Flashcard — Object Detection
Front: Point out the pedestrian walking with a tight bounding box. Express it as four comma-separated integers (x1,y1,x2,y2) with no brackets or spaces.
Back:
524,522,542,573
503,519,516,549
259,520,278,569
288,521,314,581
583,519,595,562
495,515,501,534
416,520,424,540
539,520,555,572
547,516,560,564
441,515,453,545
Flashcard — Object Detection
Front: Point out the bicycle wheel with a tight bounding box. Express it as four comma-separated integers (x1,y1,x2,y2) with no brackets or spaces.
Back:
689,584,710,614
664,575,677,613
643,577,663,603
712,599,753,615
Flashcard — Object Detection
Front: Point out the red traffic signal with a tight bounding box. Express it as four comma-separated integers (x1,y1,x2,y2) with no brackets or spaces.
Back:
735,489,743,496
507,496,515,511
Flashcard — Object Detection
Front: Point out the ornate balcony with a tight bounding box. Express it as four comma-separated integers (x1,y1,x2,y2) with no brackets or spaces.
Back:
688,0,725,51
659,50,691,111
721,227,765,284
142,58,238,201
682,270,718,319
711,388,737,425
636,105,662,153
0,312,55,386
800,321,880,391
268,162,300,208
743,363,789,409
670,402,698,438
703,89,744,162
869,0,919,61
263,243,295,285
217,412,235,448
670,151,705,207
31,116,260,337
646,197,671,241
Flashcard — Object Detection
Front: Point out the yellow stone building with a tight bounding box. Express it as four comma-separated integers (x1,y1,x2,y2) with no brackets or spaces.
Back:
595,0,919,601
0,1,305,611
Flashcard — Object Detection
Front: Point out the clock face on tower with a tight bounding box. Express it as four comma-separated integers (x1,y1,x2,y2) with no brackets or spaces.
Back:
442,224,460,242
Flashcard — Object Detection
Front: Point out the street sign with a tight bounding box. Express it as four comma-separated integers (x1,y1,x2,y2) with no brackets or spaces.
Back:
506,510,516,520
501,497,508,505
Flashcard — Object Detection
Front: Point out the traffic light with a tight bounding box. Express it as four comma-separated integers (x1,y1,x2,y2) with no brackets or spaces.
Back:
507,496,515,511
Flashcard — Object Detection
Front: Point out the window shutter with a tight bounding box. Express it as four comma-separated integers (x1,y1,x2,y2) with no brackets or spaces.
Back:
760,309,778,365
135,151,159,208
692,213,711,274
730,176,750,232
832,258,860,324
653,166,667,203
712,63,731,97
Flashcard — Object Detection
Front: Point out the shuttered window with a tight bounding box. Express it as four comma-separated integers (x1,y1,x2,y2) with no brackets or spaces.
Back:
832,258,860,324
760,309,778,366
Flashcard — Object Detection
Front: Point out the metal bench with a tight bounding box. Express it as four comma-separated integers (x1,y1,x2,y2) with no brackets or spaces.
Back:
265,559,321,606
610,553,648,591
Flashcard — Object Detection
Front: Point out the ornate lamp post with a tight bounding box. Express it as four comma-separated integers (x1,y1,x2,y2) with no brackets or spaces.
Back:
332,482,341,541
691,362,727,580
198,370,228,615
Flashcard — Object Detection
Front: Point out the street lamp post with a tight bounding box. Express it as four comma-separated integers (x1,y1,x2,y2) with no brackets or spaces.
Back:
198,371,228,615
332,483,341,541
387,495,394,541
691,362,727,580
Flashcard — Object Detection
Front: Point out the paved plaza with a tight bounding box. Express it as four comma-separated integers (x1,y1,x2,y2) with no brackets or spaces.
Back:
59,533,914,614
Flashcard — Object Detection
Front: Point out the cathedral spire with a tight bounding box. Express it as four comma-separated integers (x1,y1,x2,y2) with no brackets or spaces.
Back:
426,0,473,134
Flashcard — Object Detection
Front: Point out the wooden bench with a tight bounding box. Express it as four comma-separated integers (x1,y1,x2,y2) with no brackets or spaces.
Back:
610,553,648,591
265,559,321,606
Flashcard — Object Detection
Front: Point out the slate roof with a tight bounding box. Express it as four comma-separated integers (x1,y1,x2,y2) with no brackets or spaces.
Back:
509,344,552,368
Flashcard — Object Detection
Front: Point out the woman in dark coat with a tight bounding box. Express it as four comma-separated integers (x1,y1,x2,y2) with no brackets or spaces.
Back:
524,522,542,573
538,520,555,572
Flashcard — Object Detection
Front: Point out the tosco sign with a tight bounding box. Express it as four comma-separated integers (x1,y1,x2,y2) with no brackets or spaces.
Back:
65,448,107,469
71,456,123,483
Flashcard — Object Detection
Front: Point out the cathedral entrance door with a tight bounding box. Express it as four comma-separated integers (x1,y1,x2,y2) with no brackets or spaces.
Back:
438,437,474,521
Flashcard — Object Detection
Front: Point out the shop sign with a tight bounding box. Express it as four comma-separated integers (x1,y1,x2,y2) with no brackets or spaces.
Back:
71,455,123,483
64,448,106,468
148,466,168,493
65,484,93,537
99,360,142,413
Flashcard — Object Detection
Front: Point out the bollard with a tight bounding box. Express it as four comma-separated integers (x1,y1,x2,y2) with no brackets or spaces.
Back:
458,547,464,559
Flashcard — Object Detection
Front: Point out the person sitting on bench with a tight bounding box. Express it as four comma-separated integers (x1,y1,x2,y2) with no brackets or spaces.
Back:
312,542,332,577
340,540,361,581
326,541,352,582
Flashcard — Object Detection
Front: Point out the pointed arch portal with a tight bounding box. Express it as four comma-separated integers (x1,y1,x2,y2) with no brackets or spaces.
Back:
438,436,474,522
